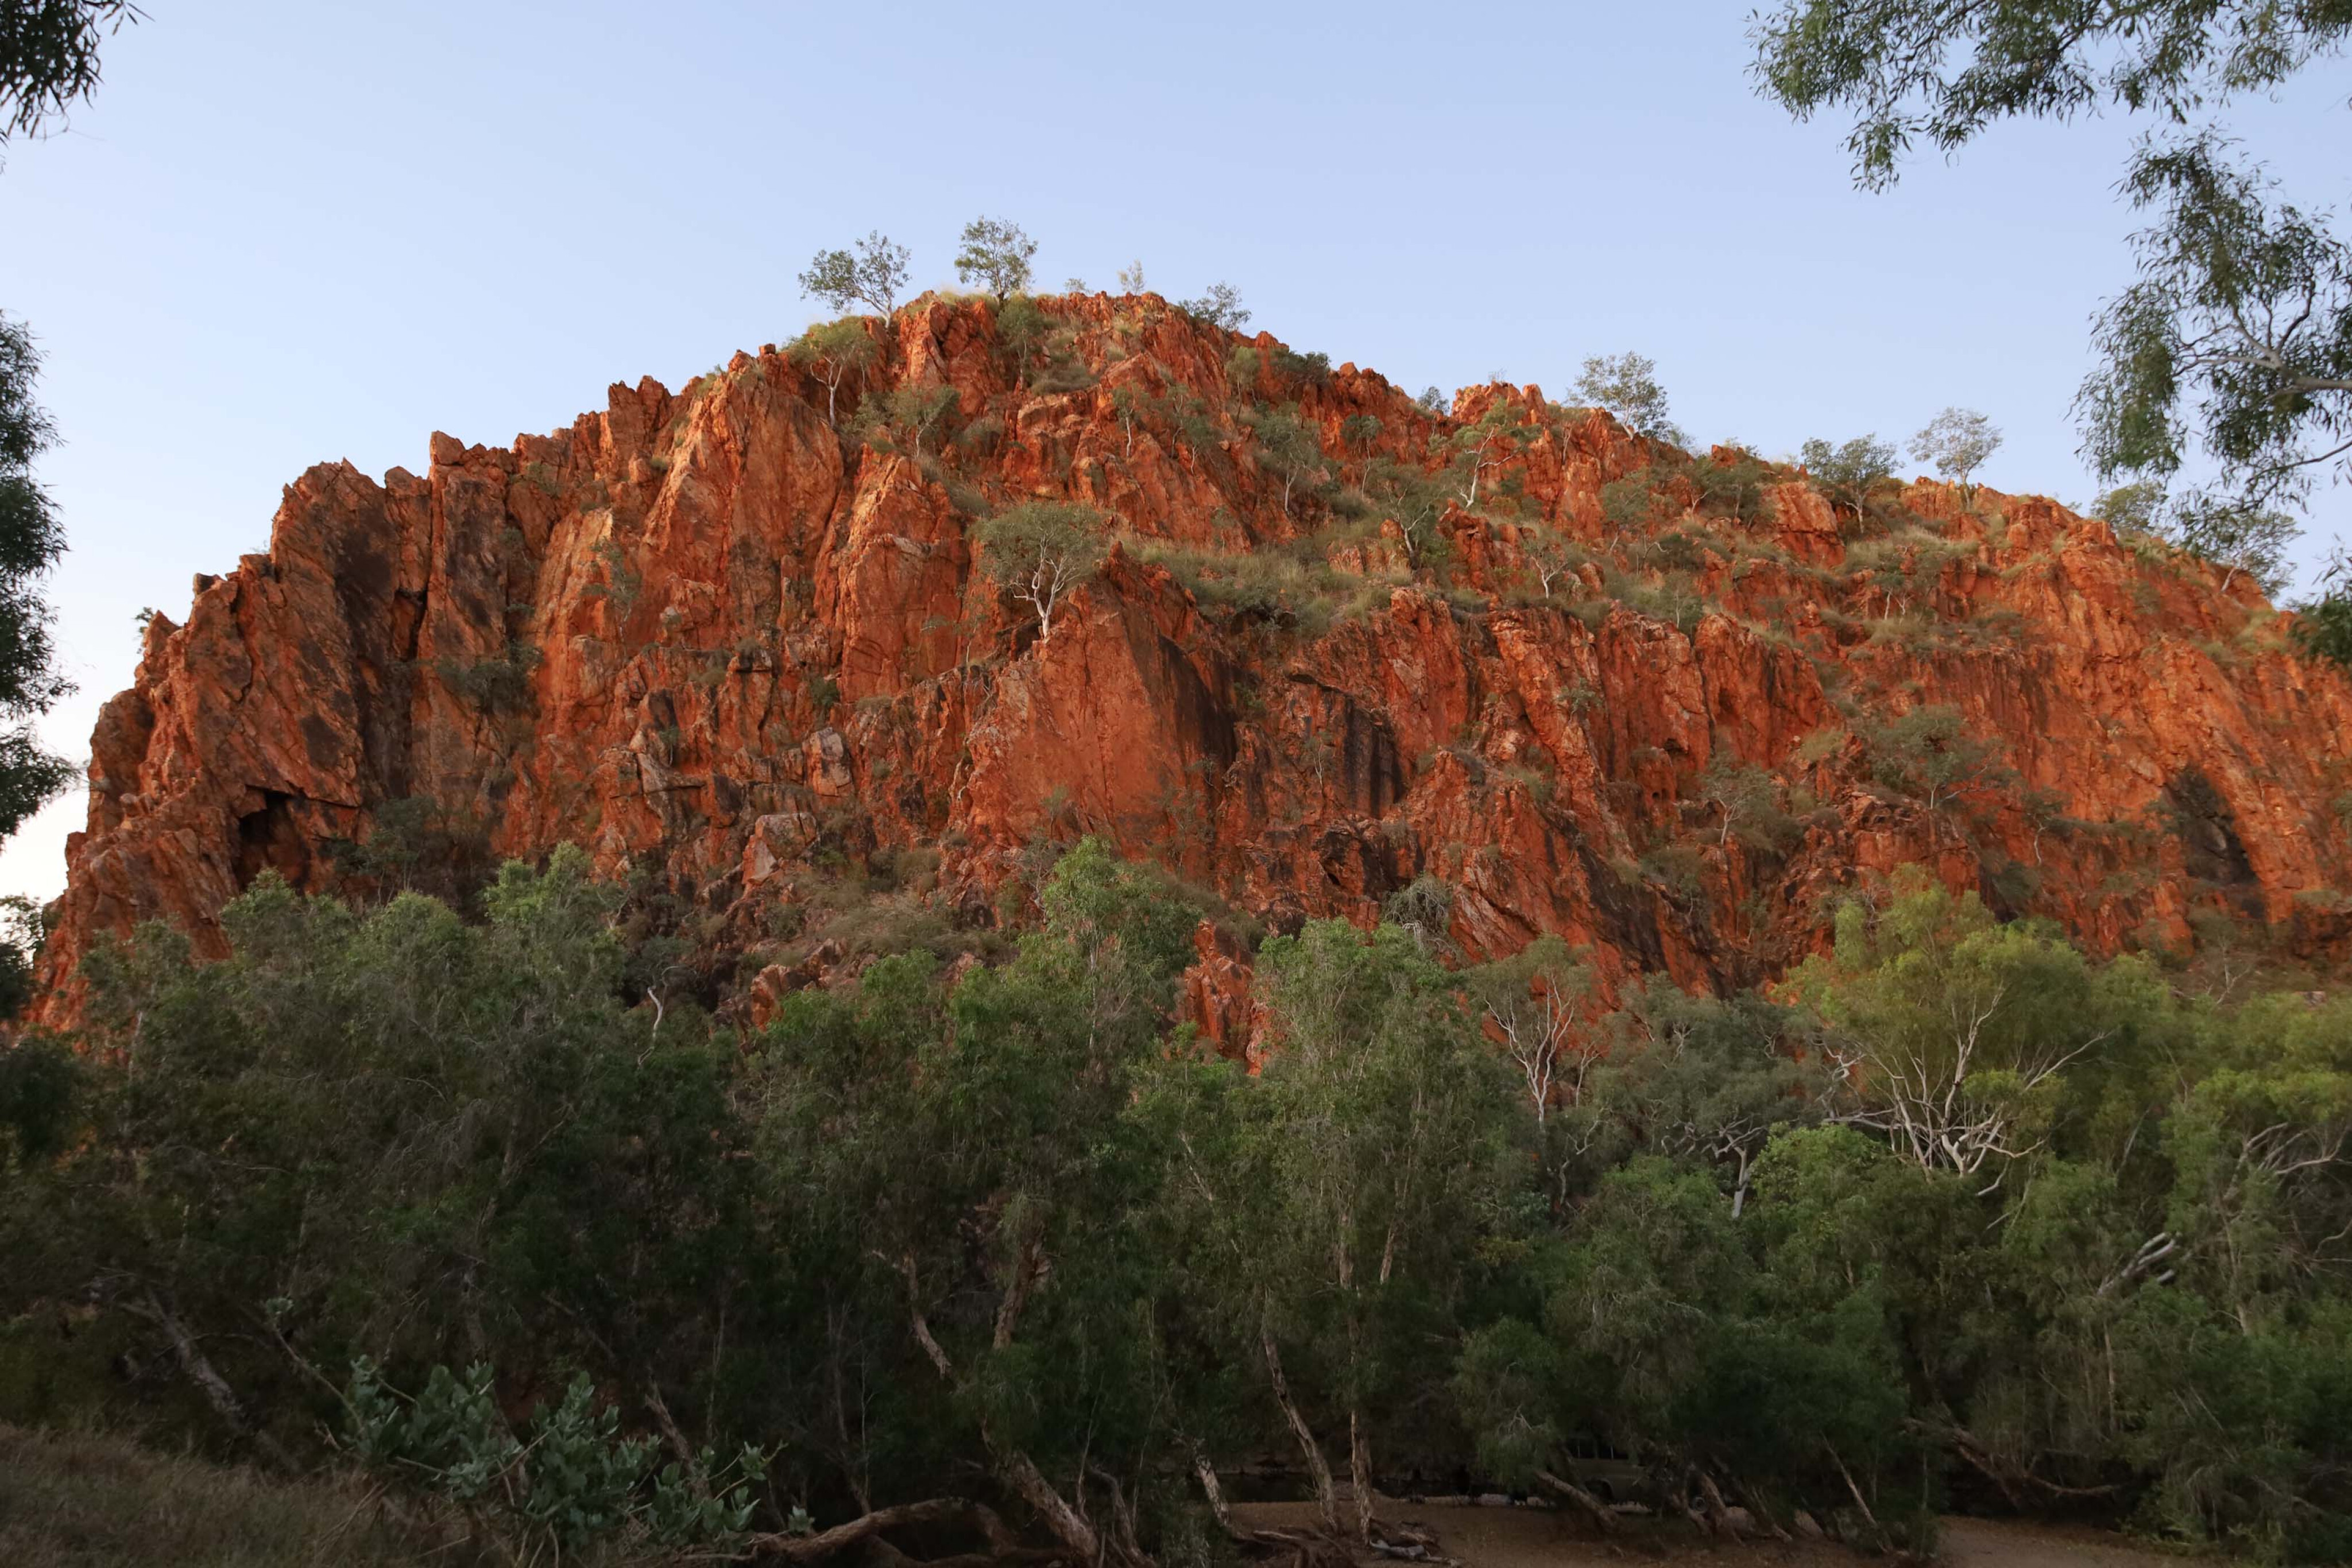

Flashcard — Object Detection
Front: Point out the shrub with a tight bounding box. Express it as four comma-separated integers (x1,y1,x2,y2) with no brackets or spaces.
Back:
432,641,540,713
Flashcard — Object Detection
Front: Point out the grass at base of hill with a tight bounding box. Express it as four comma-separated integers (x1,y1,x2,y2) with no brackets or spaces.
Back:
0,1424,488,1568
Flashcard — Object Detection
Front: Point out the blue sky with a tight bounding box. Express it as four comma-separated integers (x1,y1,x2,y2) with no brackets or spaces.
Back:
1,0,2345,903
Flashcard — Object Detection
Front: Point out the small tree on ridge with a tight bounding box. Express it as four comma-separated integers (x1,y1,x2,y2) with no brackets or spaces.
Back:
955,216,1036,301
798,231,912,316
1910,406,2002,502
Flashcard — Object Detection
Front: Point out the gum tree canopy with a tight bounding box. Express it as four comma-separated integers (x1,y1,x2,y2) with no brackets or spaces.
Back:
1751,1,2352,628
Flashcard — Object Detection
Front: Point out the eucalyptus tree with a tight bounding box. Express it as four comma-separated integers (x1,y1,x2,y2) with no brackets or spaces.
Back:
974,501,1111,645
1573,353,1684,446
1751,0,2352,597
1909,407,2002,503
1,0,142,152
954,216,1036,301
0,313,72,837
798,231,912,317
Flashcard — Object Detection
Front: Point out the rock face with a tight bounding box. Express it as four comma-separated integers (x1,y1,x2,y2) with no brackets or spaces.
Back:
33,295,2352,1036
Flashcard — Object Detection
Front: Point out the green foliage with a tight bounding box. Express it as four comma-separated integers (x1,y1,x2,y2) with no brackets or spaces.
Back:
786,318,880,424
1201,916,1521,1532
751,840,1196,1534
1800,433,1898,529
1441,398,1538,510
14,795,2352,1559
1909,406,2002,501
1,1,141,149
1270,343,1330,387
1753,2,2351,519
322,793,490,904
2093,478,2167,535
0,1034,76,1171
1691,447,1777,524
348,1358,761,1555
2161,486,2299,595
851,382,960,456
1517,522,1584,598
0,315,75,840
797,230,911,316
1695,755,1800,851
1177,281,1249,331
1792,872,2168,1183
3,847,757,1465
995,293,1050,384
1597,462,1678,540
2296,556,2352,669
1856,703,2011,837
2082,135,2351,513
1747,0,2344,193
1573,352,1684,445
1241,402,1329,516
954,215,1036,300
1359,452,1455,568
0,892,44,1019
431,638,541,712
973,501,1112,641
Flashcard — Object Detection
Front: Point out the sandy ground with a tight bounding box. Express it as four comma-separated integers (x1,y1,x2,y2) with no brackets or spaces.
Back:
1231,1497,2202,1568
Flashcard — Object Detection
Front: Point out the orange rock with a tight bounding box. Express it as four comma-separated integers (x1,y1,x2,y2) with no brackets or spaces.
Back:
30,295,2352,1036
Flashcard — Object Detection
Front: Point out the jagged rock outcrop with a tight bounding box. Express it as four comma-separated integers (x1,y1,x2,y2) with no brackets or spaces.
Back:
33,294,2352,1035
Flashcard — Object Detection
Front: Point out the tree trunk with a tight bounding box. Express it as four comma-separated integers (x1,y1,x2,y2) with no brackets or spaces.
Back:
896,1255,1103,1564
996,1447,1102,1564
1194,1449,1236,1536
1533,1469,1616,1535
1261,1313,1340,1535
745,1496,1019,1561
1695,1470,1739,1536
131,1290,293,1470
1348,1406,1377,1544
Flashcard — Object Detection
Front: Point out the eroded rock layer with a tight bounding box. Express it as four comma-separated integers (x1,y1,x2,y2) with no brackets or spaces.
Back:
34,295,2352,1032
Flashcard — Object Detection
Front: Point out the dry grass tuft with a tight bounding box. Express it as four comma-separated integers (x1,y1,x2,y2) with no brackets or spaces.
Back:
0,1423,485,1567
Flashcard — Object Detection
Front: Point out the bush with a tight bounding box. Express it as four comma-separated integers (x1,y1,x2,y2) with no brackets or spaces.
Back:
432,640,541,713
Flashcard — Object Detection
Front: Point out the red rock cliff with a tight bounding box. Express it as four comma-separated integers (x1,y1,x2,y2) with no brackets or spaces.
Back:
33,295,2352,1032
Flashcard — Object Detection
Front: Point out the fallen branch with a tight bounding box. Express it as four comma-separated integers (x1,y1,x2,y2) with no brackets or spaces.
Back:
742,1497,1023,1562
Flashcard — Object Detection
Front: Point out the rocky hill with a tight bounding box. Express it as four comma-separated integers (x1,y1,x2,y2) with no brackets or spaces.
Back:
32,293,2352,1036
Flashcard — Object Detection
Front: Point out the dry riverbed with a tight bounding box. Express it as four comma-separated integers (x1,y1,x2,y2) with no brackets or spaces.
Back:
1232,1497,2207,1568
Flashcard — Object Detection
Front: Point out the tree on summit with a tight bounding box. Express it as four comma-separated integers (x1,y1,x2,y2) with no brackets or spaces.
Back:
1573,352,1684,445
798,231,912,317
1178,282,1250,332
1909,407,2001,504
954,216,1036,301
1800,433,1898,531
